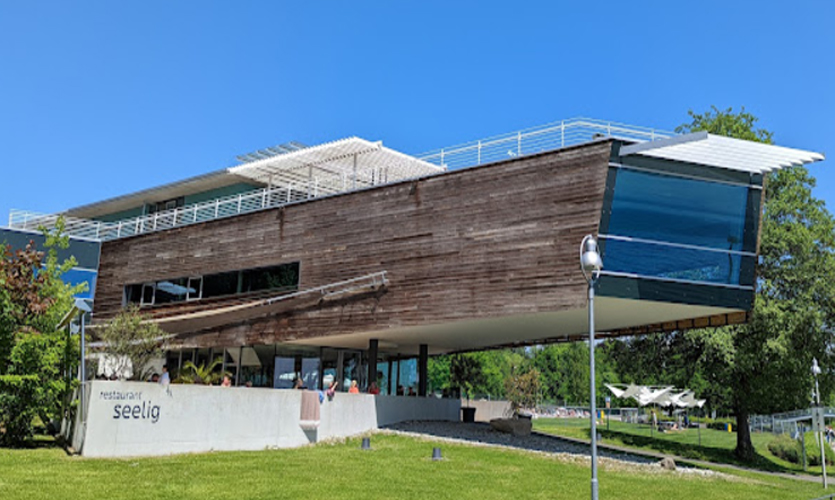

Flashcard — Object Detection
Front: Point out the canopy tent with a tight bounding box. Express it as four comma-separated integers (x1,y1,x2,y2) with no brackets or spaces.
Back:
605,384,706,409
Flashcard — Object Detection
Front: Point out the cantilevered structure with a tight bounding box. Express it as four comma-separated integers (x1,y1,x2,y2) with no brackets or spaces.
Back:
7,118,824,394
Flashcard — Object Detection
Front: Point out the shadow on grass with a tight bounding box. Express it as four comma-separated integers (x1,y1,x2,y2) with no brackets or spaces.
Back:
597,428,805,475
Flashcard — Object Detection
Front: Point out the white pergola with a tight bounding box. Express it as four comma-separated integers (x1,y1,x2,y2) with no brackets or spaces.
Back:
228,136,445,196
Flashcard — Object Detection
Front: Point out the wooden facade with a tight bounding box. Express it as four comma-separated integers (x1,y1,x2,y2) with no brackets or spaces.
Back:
94,141,613,350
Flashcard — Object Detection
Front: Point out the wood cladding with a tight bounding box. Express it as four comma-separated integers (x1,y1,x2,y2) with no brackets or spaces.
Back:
94,142,614,347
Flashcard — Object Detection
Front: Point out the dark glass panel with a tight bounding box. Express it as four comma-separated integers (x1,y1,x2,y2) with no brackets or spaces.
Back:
241,263,299,293
607,169,749,252
125,284,143,304
601,238,754,286
155,277,189,304
202,271,239,298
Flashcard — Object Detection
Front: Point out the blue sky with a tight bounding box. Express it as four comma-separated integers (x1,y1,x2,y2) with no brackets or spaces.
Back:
1,1,833,219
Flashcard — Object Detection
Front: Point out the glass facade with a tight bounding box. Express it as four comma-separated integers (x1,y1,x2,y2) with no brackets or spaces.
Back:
125,262,300,306
601,168,758,287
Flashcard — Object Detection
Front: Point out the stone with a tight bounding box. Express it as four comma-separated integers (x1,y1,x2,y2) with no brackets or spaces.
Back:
489,417,532,436
658,457,677,471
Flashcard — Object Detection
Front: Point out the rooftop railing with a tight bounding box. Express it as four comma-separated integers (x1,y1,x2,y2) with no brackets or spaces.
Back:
417,117,673,170
8,118,675,241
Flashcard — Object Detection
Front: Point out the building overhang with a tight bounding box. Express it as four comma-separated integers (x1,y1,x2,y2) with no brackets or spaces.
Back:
618,132,824,174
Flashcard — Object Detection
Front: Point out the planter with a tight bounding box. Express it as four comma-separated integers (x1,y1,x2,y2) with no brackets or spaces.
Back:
461,407,477,423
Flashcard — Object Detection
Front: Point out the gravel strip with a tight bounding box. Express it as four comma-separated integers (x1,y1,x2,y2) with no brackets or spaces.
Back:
381,421,731,479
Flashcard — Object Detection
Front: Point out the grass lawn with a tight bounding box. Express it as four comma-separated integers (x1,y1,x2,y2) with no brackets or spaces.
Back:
533,417,819,476
0,433,821,500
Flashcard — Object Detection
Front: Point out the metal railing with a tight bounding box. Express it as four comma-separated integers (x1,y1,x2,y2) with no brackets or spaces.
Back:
9,183,313,241
9,117,675,241
417,117,674,170
750,407,835,434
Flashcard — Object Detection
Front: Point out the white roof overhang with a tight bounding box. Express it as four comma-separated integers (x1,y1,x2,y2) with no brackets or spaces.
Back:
619,132,825,174
227,136,444,194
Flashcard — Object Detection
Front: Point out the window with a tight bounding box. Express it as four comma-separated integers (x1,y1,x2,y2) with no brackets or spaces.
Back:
602,168,756,286
202,271,239,299
125,262,300,306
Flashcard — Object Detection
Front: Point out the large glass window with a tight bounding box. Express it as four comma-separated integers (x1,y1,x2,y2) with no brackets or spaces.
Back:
125,262,299,306
602,168,756,286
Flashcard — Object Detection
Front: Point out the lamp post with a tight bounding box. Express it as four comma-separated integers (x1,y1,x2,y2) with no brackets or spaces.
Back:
57,298,92,422
812,357,828,489
580,234,603,500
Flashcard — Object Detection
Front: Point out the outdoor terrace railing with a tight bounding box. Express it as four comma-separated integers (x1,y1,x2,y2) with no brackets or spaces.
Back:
8,184,313,241
417,117,673,170
9,118,675,241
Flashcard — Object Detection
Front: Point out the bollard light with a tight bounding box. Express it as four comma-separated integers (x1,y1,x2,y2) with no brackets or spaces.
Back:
432,447,443,461
361,437,371,450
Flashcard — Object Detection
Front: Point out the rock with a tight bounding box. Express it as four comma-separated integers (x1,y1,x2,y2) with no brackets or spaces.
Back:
658,457,676,471
490,417,532,436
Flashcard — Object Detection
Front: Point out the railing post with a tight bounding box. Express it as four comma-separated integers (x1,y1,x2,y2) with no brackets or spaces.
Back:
117,221,122,238
193,206,198,223
238,193,242,213
607,122,612,136
561,120,565,148
517,131,522,156
215,199,220,218
477,140,482,165
440,148,444,167
95,222,101,239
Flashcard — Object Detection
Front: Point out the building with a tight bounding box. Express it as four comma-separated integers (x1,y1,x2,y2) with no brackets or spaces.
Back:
8,118,824,396
0,227,100,302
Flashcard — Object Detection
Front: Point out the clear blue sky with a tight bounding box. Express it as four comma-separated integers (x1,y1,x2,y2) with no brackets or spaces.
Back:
1,1,833,219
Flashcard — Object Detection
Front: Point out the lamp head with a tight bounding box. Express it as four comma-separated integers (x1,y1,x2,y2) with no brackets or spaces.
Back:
812,357,822,376
580,235,603,281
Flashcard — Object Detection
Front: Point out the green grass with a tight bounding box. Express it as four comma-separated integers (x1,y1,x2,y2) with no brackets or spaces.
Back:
0,433,822,500
533,418,820,476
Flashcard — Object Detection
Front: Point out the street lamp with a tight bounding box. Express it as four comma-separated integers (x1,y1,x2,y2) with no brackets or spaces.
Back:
57,298,93,422
812,357,828,489
580,234,603,500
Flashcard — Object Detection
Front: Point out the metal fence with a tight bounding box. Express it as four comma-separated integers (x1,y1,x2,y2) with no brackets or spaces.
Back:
750,407,835,435
9,117,675,241
8,184,311,241
417,117,673,170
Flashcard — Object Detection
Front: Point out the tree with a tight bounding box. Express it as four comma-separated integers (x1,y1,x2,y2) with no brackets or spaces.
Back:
449,354,484,405
675,106,835,460
0,219,83,445
95,305,165,381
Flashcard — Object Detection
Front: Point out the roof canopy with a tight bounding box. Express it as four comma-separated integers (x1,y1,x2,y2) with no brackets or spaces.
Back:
606,384,706,408
228,137,444,195
619,132,825,174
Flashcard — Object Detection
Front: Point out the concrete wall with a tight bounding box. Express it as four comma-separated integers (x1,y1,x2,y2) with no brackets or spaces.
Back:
464,400,512,422
77,381,459,458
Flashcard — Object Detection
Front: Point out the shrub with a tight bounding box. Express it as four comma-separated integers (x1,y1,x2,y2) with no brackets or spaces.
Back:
505,368,540,415
768,434,801,464
0,375,40,446
767,432,835,466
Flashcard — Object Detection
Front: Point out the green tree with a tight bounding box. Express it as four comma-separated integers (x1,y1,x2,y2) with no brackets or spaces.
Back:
676,106,835,460
95,305,165,381
0,219,83,444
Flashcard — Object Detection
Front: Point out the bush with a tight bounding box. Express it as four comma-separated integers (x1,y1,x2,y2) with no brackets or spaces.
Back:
768,434,802,464
767,432,835,466
0,375,40,446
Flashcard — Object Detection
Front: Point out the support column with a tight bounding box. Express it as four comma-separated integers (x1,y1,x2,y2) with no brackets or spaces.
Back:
368,339,378,391
418,344,428,397
387,359,393,395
